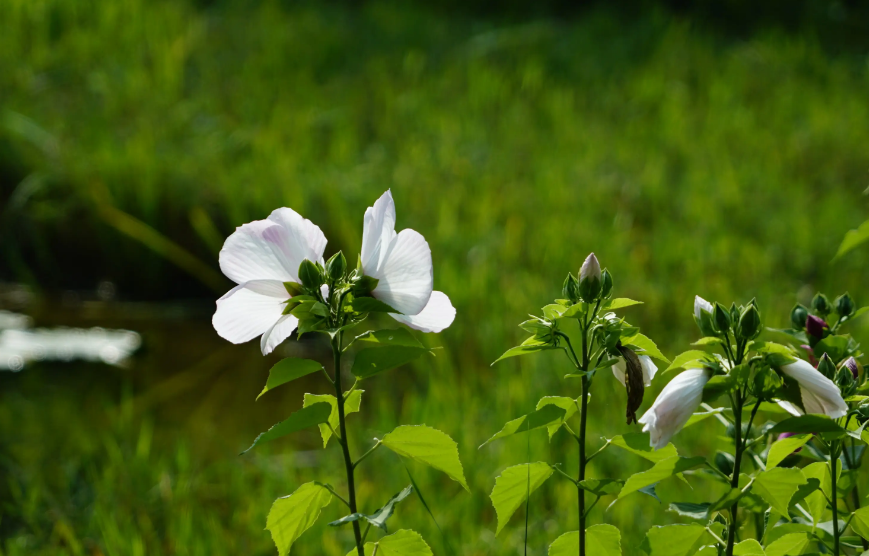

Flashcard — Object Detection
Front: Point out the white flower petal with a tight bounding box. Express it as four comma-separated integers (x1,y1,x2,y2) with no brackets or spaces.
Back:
611,358,627,386
776,400,804,417
361,190,397,272
579,253,601,282
244,280,292,298
219,210,327,285
780,359,847,419
638,368,708,450
390,291,455,333
694,295,713,320
367,229,433,316
640,355,658,386
213,284,286,344
260,314,299,355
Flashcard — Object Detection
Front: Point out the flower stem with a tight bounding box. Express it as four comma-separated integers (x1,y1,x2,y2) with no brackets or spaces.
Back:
725,392,744,556
577,315,591,556
332,332,364,555
831,441,841,556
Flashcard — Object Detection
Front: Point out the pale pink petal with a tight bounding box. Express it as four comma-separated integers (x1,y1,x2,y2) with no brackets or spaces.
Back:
390,291,455,333
213,284,285,344
368,229,433,316
260,315,300,355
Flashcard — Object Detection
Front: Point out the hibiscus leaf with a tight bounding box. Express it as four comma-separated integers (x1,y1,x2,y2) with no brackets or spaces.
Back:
266,482,333,556
492,343,558,364
489,462,554,535
352,345,431,379
303,390,363,447
767,415,846,435
344,529,433,556
548,525,621,556
619,456,705,499
479,404,567,447
381,425,469,491
353,328,424,348
752,467,807,515
641,524,709,556
350,296,400,314
257,358,324,400
241,402,332,454
766,433,812,469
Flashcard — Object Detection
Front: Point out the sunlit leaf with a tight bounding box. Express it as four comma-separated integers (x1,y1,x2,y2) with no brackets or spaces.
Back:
536,396,578,439
733,539,765,555
381,425,469,491
257,358,324,400
329,485,414,532
480,404,567,447
763,532,810,556
352,345,430,379
345,529,433,556
492,343,558,364
668,502,710,521
692,337,723,346
619,456,705,499
662,350,711,379
801,461,832,527
604,298,643,311
303,390,364,447
242,402,332,454
849,507,869,540
641,524,709,556
266,482,333,556
766,434,812,469
548,525,621,556
578,478,623,496
752,467,807,515
609,432,679,463
834,219,869,260
768,415,846,435
684,407,728,429
490,462,553,535
620,332,670,364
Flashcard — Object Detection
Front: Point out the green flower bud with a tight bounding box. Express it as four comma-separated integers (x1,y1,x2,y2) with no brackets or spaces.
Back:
835,292,855,318
713,302,732,333
326,251,347,282
578,253,602,302
737,304,762,340
284,281,305,297
752,367,782,400
790,304,809,330
298,259,324,289
562,272,579,303
694,296,717,337
817,353,837,380
812,293,831,316
730,302,740,327
600,269,613,299
836,365,855,392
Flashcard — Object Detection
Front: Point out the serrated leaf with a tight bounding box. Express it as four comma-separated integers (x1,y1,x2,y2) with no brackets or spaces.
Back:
610,432,679,463
536,396,578,439
257,358,324,400
662,350,710,378
548,525,621,556
763,532,810,556
329,485,414,532
768,416,846,435
642,524,709,556
242,402,332,454
303,390,363,447
542,303,568,319
753,467,807,515
801,461,832,527
766,434,812,469
605,298,643,311
480,404,567,447
353,328,424,348
668,502,711,520
621,332,670,364
490,462,553,535
492,343,557,364
345,529,433,556
350,297,401,314
266,482,333,556
352,345,430,379
733,539,765,555
849,507,869,540
619,456,705,499
578,478,623,496
381,425,469,491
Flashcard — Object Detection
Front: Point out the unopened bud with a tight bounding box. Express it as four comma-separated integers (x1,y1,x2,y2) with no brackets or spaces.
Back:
714,302,732,333
694,296,717,337
562,273,579,303
836,365,855,391
835,292,855,318
842,357,862,379
737,304,761,339
326,251,347,281
790,304,809,330
298,259,324,289
817,353,837,380
600,269,613,299
805,315,828,340
812,293,831,316
578,253,602,302
694,296,714,320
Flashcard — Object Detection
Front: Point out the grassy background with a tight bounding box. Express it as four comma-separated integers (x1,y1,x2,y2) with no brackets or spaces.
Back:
2,0,869,554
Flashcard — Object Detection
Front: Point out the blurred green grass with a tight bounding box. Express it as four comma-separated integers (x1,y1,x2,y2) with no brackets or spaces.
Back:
2,0,869,554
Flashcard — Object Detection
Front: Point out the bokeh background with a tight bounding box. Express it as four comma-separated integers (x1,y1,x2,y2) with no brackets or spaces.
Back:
2,0,869,554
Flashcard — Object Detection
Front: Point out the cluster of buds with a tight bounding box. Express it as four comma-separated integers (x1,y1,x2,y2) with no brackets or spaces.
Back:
693,296,762,341
519,315,559,347
790,292,856,344
563,253,612,304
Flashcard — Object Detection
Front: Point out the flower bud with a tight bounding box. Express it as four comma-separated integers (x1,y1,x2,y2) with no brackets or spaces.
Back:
694,296,717,337
836,365,855,391
790,304,809,330
298,259,324,289
842,356,862,379
578,253,602,302
752,366,782,400
812,293,831,316
284,281,305,297
562,273,579,303
817,353,837,380
835,292,855,318
737,304,761,339
600,269,613,299
805,315,828,340
730,302,740,327
694,296,714,320
326,251,347,281
713,302,732,333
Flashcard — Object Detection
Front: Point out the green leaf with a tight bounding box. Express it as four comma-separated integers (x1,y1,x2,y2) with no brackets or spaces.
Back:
662,350,711,378
621,332,670,364
490,462,553,535
536,396,578,439
801,462,831,527
578,479,624,496
642,524,709,556
733,539,765,555
492,343,557,364
480,404,567,447
752,467,807,515
352,345,430,379
849,506,869,540
610,432,679,463
763,532,810,556
353,328,424,348
266,482,333,556
683,407,728,429
702,375,736,403
242,402,332,454
548,525,621,556
303,390,364,448
350,296,401,314
668,502,711,520
381,425,469,491
345,529,434,556
834,219,869,260
619,456,705,499
329,485,414,532
768,415,846,435
766,434,812,469
710,487,745,512
692,337,723,346
542,303,568,320
604,298,643,311
257,358,325,400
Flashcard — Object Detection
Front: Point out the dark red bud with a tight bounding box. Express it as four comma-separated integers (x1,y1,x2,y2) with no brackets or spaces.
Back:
844,357,861,379
805,315,828,339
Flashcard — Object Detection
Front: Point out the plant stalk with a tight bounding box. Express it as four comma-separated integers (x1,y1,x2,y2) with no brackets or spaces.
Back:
831,441,841,556
725,393,744,556
333,332,365,555
578,319,591,556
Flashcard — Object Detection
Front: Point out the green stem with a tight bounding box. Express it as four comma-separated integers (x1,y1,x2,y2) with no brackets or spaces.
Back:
831,441,841,556
578,320,591,556
353,441,381,470
725,392,744,556
333,332,364,556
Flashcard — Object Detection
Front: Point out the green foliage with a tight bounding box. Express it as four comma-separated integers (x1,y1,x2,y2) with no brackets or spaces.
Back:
242,402,333,454
489,462,554,535
329,485,414,532
345,529,433,556
768,415,846,435
381,425,469,491
480,404,567,447
258,358,325,400
765,434,812,469
266,482,333,556
535,396,578,439
835,220,869,260
302,391,364,448
732,539,765,555
352,346,431,379
751,467,807,516
619,456,705,499
610,433,679,463
642,524,709,556
763,533,810,556
548,525,621,556
848,506,869,541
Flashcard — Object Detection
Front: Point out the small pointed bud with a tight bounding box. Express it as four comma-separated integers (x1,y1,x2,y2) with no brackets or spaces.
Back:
600,269,613,299
805,315,828,340
817,353,837,380
284,281,305,297
562,272,579,303
578,253,602,302
694,296,717,337
713,302,732,333
835,292,855,318
298,259,324,289
730,302,740,327
842,356,862,379
812,293,831,316
836,365,855,391
737,304,761,340
326,251,347,281
790,304,809,330
694,296,714,320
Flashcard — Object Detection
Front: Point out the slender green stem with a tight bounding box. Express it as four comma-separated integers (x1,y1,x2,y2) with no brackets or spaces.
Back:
578,316,591,556
353,441,382,470
725,392,744,556
582,495,602,519
552,464,579,485
332,332,364,556
830,441,841,556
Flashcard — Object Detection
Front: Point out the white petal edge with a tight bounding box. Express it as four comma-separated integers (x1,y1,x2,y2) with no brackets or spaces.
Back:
611,355,657,387
780,359,847,419
213,283,286,344
638,368,709,450
390,291,455,333
368,228,433,316
267,207,328,268
360,190,397,272
260,314,300,355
